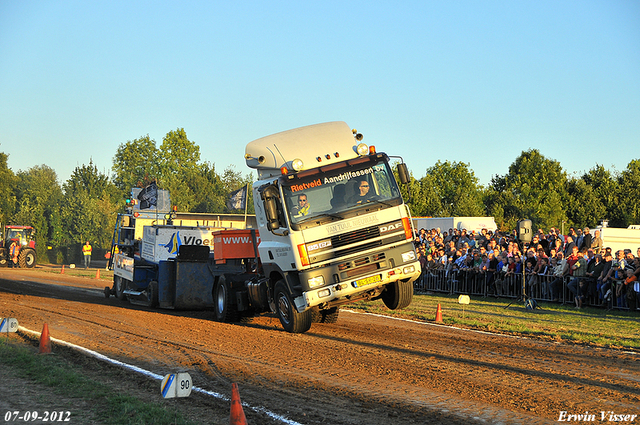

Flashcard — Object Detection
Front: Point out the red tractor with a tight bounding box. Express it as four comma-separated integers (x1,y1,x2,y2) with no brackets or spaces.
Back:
0,225,37,268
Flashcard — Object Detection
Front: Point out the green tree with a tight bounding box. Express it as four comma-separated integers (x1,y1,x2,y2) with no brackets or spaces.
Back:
156,128,207,210
566,177,603,229
112,129,258,214
414,173,449,217
0,152,16,224
617,159,640,226
112,135,160,192
488,149,567,231
417,160,485,217
188,162,227,213
221,165,254,213
62,162,120,254
158,128,200,176
567,165,618,228
14,165,63,261
393,163,435,217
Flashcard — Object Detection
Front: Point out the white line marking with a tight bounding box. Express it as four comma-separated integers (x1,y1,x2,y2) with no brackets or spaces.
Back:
17,326,304,425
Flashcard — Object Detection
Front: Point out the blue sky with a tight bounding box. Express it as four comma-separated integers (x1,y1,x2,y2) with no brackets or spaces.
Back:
1,1,638,187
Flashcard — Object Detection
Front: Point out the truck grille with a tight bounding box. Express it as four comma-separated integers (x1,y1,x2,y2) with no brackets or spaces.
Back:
334,240,383,258
305,221,406,266
339,253,387,278
331,225,380,248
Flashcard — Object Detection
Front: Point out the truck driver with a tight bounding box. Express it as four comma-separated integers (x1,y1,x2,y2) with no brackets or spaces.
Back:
350,179,375,205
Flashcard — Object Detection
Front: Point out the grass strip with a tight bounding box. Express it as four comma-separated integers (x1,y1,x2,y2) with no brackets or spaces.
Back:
0,339,197,425
350,293,640,350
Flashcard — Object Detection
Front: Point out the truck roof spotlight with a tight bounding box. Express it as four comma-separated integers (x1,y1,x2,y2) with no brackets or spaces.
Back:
356,143,369,156
291,158,304,171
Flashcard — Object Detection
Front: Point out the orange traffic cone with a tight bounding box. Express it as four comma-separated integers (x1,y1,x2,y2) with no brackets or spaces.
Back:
229,383,247,425
60,265,65,274
95,269,100,279
435,303,443,323
39,323,52,354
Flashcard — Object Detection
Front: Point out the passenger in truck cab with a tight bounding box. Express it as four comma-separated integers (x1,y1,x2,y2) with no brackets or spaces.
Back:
350,179,375,205
293,193,310,217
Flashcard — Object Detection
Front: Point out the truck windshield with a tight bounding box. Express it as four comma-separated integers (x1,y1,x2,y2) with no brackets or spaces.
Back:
281,155,403,228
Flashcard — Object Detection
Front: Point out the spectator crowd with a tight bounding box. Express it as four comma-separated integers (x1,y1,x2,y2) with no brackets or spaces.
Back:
413,226,640,311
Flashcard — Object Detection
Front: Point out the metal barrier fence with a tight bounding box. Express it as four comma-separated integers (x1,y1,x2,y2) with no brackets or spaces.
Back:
414,269,637,311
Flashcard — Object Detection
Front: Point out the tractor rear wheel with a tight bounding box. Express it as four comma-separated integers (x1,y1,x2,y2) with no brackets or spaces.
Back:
18,249,36,268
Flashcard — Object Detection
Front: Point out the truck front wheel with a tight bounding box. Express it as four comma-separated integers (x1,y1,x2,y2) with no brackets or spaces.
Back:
18,249,36,268
274,281,312,333
382,279,413,310
214,275,239,322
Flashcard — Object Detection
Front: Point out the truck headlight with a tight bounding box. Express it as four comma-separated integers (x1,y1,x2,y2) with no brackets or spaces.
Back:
317,289,331,298
403,265,416,275
308,275,325,289
402,250,416,262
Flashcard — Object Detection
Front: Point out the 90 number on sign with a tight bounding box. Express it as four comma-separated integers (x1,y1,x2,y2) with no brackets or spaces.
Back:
161,372,192,398
0,318,19,333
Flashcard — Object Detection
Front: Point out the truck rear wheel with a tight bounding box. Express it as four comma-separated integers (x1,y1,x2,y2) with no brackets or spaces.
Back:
321,307,340,324
214,275,239,322
18,249,36,268
382,280,413,310
274,280,312,333
311,306,340,324
310,307,322,323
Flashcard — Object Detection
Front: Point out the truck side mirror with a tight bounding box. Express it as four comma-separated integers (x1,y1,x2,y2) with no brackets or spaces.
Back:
397,162,410,184
265,197,281,230
261,185,282,231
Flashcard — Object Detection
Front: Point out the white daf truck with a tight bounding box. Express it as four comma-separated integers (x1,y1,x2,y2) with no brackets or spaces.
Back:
241,121,421,332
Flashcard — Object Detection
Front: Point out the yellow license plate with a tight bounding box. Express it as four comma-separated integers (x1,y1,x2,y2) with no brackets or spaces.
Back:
353,274,382,288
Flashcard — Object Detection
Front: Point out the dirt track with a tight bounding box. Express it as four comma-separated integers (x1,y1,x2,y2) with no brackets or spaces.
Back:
1,267,639,424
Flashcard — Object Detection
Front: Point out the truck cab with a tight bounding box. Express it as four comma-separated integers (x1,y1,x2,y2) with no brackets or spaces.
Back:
246,121,421,332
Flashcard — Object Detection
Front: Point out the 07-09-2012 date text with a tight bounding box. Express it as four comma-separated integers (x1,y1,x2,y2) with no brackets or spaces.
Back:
3,411,71,422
